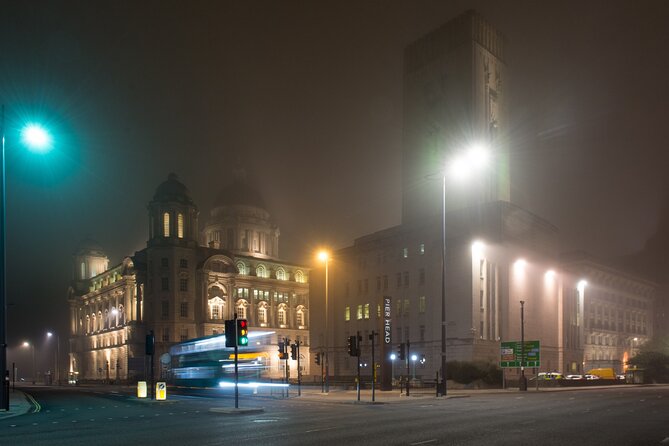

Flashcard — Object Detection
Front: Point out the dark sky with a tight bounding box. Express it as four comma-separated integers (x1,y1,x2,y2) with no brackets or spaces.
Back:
2,0,668,345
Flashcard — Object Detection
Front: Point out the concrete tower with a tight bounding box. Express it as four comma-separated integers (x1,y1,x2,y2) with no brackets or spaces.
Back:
401,10,510,224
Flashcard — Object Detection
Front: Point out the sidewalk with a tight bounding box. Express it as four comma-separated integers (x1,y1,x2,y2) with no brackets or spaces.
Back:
0,389,35,420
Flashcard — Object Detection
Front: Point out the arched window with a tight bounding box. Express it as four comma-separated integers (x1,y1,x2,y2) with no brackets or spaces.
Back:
294,270,305,283
236,262,247,275
258,302,268,325
86,315,91,334
163,212,170,237
208,297,225,320
256,264,267,278
110,307,117,327
296,305,306,327
104,309,110,329
236,299,248,320
177,213,184,238
276,267,286,281
118,305,125,325
277,304,287,326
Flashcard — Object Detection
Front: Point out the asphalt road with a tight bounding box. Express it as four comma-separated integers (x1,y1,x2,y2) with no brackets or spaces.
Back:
2,385,668,445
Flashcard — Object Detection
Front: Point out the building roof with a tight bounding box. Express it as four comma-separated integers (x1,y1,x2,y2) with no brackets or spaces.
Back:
213,168,266,210
152,173,195,206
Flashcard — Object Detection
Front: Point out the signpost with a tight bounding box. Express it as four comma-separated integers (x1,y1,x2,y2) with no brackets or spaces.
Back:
156,382,167,401
500,340,541,368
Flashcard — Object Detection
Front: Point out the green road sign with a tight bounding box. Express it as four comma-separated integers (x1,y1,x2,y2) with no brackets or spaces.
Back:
500,340,540,368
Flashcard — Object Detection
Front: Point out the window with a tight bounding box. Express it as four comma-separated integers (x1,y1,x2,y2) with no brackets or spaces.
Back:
419,268,425,285
161,257,168,267
258,305,267,324
180,278,188,292
163,212,170,237
161,277,169,291
180,258,188,268
295,270,305,283
236,262,247,275
402,248,408,258
296,308,305,326
364,303,370,320
404,272,409,287
212,305,220,319
256,264,267,278
177,213,184,238
345,306,350,321
420,325,425,341
161,301,169,319
180,302,188,318
357,305,363,320
419,296,426,313
419,243,425,255
403,299,410,316
377,304,381,318
278,306,287,325
162,328,170,342
237,300,247,319
180,328,188,342
276,267,286,280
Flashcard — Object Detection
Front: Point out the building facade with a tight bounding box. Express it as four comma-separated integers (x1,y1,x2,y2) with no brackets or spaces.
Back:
68,172,310,383
313,11,657,386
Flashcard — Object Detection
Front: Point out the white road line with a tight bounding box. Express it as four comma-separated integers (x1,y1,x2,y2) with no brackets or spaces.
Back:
410,440,437,445
304,427,337,433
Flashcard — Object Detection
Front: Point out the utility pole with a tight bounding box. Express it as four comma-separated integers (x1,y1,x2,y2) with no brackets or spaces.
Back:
406,339,411,396
356,331,361,402
520,301,526,390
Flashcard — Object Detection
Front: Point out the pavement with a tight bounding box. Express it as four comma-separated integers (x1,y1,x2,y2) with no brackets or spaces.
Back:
0,388,36,420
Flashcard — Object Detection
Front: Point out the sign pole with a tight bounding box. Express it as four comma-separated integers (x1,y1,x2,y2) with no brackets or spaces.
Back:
234,312,239,409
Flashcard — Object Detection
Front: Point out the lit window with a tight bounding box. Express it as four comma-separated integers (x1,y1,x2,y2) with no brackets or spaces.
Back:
177,213,184,238
419,243,425,255
237,300,247,319
345,306,350,321
278,306,287,325
377,304,381,318
295,270,305,283
364,303,370,319
258,305,267,324
163,212,170,237
403,299,410,316
402,248,408,258
357,305,363,320
276,267,286,280
296,307,305,326
419,296,426,313
256,264,267,278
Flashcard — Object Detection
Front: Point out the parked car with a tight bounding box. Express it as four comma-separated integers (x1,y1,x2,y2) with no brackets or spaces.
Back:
565,374,583,380
537,372,564,380
584,374,600,380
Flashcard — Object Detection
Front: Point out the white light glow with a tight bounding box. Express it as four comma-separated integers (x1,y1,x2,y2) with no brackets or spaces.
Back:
514,259,527,271
218,381,289,389
411,354,418,361
577,279,587,293
21,124,52,153
545,270,556,280
390,353,396,360
471,240,484,258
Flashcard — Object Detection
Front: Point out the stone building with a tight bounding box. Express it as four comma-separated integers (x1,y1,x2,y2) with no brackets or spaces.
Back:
311,10,656,387
67,171,310,383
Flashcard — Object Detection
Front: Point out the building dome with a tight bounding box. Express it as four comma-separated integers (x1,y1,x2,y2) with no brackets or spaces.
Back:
152,173,194,206
74,237,106,257
213,169,266,210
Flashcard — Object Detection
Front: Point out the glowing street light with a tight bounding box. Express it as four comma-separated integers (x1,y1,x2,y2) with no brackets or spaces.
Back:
1,106,54,410
46,331,61,385
439,143,490,397
21,341,36,384
317,249,330,393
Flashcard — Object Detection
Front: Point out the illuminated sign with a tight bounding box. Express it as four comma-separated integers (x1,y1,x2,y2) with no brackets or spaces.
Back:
137,381,147,398
383,297,392,344
156,381,167,400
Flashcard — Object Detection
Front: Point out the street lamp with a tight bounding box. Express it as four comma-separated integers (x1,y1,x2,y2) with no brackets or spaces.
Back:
317,249,330,393
439,143,489,396
390,353,396,384
1,106,53,410
22,341,36,384
411,354,418,380
46,332,60,385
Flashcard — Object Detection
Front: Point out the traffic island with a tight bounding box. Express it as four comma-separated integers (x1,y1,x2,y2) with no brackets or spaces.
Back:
209,407,265,415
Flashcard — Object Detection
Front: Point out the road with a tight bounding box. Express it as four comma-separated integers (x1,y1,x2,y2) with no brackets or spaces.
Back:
1,385,668,445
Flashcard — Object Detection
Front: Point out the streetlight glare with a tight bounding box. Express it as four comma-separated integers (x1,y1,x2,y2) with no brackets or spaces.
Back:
577,279,588,293
471,240,484,257
545,270,556,280
47,331,53,337
317,250,329,262
466,143,490,169
22,341,30,347
21,123,52,153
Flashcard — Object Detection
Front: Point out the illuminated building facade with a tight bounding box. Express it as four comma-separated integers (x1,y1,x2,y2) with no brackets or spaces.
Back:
314,11,656,384
68,171,310,382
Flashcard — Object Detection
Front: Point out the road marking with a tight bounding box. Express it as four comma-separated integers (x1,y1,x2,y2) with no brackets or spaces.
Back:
305,427,336,433
72,420,77,423
52,421,58,424
410,440,437,445
10,424,16,427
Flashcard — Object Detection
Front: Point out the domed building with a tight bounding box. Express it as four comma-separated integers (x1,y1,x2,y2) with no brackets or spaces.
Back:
67,173,311,384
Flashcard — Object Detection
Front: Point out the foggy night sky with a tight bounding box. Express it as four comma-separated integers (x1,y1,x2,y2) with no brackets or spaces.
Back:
1,0,668,347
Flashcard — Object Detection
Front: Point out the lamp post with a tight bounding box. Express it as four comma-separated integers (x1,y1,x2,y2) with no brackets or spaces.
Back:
318,250,330,393
519,300,527,391
47,332,60,385
390,353,396,385
1,106,52,409
439,144,489,396
22,341,36,384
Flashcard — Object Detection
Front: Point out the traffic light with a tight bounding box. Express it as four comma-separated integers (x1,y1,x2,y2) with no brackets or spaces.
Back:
236,319,248,346
278,342,287,360
290,343,298,360
397,343,405,361
145,332,155,355
347,335,359,356
315,352,321,365
225,320,236,347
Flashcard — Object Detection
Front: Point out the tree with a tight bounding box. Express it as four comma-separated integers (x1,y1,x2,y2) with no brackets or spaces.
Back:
628,351,669,383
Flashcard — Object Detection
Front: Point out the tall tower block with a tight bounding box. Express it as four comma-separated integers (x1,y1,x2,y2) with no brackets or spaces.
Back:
401,10,510,224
